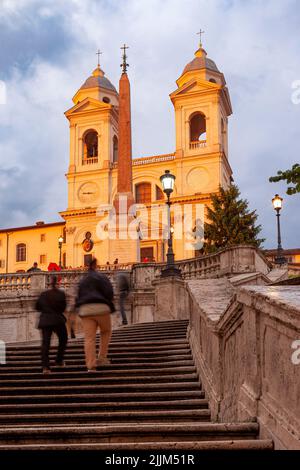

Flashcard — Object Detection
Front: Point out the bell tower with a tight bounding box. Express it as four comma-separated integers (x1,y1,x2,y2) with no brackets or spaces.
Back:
60,57,119,268
170,40,233,195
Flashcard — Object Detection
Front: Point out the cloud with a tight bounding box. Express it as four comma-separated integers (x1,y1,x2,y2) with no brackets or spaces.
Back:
0,0,299,248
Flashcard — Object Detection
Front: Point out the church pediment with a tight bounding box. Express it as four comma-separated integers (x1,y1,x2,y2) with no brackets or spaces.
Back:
170,78,220,100
65,97,111,118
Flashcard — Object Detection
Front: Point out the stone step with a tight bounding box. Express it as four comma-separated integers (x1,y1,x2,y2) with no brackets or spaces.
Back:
0,409,211,425
0,365,197,380
6,349,192,363
2,357,193,370
0,439,274,451
6,333,189,352
6,343,190,357
0,359,195,374
0,398,209,414
7,338,189,352
0,423,261,445
0,390,205,405
0,381,202,396
0,372,199,388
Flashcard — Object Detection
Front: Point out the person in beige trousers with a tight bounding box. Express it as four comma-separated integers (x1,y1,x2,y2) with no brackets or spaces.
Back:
75,258,115,372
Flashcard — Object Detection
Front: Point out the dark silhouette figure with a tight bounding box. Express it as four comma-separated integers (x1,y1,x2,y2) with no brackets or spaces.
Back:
36,276,68,374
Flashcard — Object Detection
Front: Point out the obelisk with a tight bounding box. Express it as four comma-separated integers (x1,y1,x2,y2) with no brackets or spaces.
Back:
111,45,140,263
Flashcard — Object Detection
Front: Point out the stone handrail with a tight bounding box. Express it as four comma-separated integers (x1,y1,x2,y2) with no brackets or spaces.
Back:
133,245,271,287
187,282,300,449
0,263,132,293
0,273,31,291
0,245,271,293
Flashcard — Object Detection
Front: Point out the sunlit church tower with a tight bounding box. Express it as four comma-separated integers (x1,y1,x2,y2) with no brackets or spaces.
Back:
60,54,120,267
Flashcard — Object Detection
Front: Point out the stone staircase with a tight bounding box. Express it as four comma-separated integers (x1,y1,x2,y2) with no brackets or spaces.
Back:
0,320,273,450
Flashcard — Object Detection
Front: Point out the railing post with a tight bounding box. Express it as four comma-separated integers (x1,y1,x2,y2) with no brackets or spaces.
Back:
30,273,46,294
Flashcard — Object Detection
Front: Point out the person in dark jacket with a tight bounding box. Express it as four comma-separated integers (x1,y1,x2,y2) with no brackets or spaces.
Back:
36,276,68,374
76,258,115,372
116,273,130,325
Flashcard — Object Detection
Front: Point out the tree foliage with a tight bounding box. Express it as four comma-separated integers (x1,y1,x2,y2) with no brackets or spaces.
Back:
269,163,300,195
203,185,265,253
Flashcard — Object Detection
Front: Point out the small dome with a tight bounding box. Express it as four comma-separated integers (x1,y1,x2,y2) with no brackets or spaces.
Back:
182,47,219,75
80,65,117,93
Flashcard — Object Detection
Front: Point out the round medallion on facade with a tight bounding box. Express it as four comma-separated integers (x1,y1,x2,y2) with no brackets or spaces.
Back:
186,167,210,193
82,231,94,252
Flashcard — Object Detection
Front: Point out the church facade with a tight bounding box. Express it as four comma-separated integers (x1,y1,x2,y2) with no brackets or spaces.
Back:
0,42,232,273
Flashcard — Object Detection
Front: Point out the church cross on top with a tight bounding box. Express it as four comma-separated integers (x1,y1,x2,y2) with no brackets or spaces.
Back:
96,49,102,67
197,29,205,48
121,44,129,73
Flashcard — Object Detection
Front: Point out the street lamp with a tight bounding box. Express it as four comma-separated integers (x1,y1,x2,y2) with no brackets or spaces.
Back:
272,194,286,266
160,170,181,277
58,235,64,269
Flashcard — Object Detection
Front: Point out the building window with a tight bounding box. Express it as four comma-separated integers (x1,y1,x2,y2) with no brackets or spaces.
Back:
103,96,110,104
135,183,152,204
62,252,66,268
40,254,47,265
40,234,46,242
113,135,118,163
0,260,5,269
16,243,26,262
189,112,207,150
83,130,98,164
156,185,164,201
63,226,66,243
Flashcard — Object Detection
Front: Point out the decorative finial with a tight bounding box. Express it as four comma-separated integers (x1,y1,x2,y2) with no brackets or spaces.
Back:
196,29,205,48
96,49,102,67
120,44,129,74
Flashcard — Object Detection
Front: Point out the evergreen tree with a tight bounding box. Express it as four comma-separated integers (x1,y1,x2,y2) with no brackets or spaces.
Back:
203,185,265,253
269,163,300,195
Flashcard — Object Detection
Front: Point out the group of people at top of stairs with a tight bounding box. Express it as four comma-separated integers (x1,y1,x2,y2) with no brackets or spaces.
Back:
35,258,130,374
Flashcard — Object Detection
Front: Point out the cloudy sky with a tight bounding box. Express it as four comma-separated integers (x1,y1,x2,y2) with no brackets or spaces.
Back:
0,0,299,248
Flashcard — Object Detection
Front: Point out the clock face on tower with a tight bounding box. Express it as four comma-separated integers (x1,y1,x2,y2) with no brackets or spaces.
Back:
78,182,99,204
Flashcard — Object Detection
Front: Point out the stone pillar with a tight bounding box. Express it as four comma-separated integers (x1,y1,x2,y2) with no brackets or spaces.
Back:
30,273,46,294
153,276,189,322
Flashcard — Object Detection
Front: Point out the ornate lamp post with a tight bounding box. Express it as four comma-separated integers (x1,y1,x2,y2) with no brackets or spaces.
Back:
160,170,181,277
272,194,286,266
58,235,64,269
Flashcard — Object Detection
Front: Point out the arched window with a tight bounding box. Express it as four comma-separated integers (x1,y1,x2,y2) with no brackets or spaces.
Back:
156,185,164,201
135,183,152,204
16,243,26,262
103,96,110,103
189,112,207,149
209,78,217,83
113,135,118,163
83,130,98,162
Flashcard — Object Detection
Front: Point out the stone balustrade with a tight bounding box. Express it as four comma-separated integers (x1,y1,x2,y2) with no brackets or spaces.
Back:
0,273,31,291
187,281,300,450
189,140,207,149
0,245,272,343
